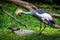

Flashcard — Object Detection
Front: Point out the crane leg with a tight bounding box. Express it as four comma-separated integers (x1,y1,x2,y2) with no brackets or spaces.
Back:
39,21,42,35
39,22,46,35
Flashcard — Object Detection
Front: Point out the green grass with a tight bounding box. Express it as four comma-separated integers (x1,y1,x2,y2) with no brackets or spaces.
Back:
0,3,60,40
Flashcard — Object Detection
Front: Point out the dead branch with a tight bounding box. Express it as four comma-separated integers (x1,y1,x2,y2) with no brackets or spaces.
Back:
8,0,38,11
42,21,60,29
50,14,60,19
0,4,27,28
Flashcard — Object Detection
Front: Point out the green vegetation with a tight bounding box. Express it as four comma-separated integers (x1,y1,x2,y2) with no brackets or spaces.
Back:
0,3,60,40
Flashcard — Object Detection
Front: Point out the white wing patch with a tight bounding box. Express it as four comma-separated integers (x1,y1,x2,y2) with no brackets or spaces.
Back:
35,13,53,20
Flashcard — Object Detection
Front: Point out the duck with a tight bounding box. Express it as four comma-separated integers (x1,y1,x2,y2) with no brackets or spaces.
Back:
8,26,34,35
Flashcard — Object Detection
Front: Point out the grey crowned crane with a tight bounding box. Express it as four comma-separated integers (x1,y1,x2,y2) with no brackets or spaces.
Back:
17,9,55,34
